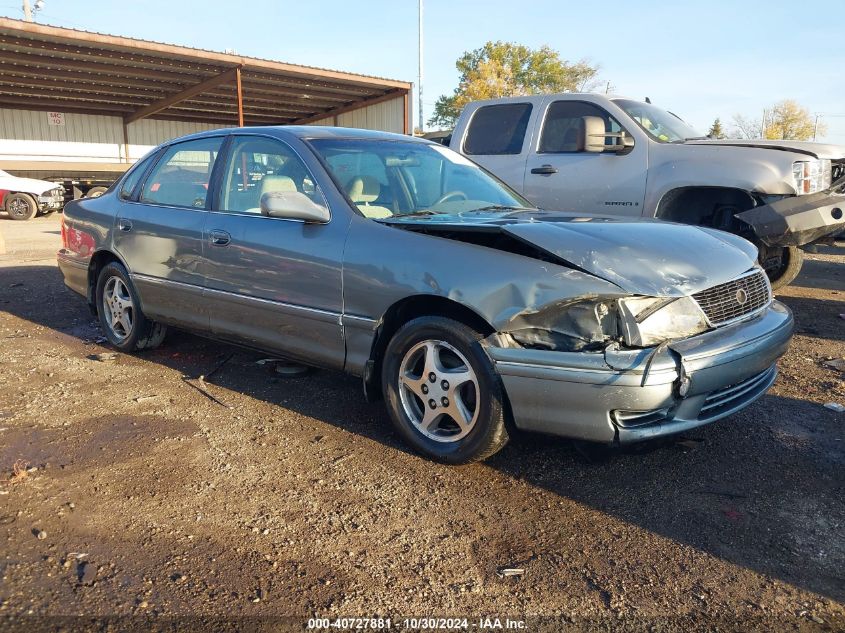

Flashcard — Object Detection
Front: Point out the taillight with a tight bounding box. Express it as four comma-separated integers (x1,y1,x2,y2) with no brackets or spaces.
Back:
60,213,67,248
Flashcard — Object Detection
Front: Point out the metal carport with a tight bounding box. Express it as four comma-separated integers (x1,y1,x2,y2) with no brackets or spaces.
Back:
0,17,411,130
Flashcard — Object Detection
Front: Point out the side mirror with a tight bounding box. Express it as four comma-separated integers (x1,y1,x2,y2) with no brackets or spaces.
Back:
259,191,330,223
579,116,635,154
580,116,607,153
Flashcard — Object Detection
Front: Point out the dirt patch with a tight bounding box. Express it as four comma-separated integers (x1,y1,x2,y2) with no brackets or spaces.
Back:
0,217,843,629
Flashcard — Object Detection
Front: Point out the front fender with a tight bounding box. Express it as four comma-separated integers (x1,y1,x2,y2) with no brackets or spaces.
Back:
644,144,797,215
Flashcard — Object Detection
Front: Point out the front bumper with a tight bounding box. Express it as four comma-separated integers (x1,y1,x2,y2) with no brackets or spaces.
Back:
735,188,845,247
487,301,793,443
38,195,64,211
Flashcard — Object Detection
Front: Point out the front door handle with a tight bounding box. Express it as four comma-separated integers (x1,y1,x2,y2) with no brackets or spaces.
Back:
530,165,558,175
117,218,132,232
209,229,231,246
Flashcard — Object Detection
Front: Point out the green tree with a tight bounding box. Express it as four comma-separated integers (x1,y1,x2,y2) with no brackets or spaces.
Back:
428,41,600,129
763,100,824,141
707,118,726,139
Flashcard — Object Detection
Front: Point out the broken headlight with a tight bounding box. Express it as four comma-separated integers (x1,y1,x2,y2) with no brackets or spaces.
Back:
508,299,618,352
617,296,708,347
792,159,831,195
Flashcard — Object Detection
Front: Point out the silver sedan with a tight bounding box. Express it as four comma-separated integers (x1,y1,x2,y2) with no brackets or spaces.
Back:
57,127,793,463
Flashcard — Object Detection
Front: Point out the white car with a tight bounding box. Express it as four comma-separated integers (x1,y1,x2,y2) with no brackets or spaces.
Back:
0,169,65,220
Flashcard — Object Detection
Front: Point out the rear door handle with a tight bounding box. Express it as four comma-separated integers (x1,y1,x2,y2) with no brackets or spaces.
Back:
209,229,231,246
117,218,132,232
530,165,558,175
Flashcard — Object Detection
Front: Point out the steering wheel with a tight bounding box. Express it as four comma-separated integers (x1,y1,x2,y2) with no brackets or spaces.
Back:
433,190,468,206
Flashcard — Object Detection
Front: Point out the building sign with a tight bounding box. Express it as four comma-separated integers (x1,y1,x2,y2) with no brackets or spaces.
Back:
47,112,65,126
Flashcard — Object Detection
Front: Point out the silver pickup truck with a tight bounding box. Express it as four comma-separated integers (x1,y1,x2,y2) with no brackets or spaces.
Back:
450,94,845,288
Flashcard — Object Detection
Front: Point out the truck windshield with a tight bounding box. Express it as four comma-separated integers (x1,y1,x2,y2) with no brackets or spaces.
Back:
308,139,534,218
613,99,704,143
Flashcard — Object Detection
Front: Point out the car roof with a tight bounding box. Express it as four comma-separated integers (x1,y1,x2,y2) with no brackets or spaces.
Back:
164,125,430,146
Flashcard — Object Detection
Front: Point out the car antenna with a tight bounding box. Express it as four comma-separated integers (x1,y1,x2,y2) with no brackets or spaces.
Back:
645,97,651,104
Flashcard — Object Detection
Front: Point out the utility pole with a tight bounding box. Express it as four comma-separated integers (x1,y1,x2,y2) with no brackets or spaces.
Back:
418,0,424,134
22,0,33,21
813,114,821,141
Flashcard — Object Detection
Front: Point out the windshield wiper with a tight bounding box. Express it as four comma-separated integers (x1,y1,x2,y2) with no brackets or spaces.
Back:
394,209,444,217
471,205,535,212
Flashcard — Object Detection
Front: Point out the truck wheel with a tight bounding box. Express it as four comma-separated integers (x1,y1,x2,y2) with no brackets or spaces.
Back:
382,316,510,464
5,193,38,221
86,187,108,198
762,245,804,291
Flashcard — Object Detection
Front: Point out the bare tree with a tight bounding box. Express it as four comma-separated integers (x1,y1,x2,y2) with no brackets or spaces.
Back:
730,114,761,139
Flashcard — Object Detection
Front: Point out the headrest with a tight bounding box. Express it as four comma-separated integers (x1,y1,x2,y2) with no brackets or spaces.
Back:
346,176,380,203
260,175,297,195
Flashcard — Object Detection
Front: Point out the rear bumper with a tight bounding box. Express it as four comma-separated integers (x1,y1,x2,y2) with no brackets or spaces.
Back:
736,190,845,247
57,249,89,300
487,301,793,443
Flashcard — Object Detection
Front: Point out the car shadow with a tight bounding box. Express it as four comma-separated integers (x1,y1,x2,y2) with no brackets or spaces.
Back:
1,264,843,604
776,293,843,343
785,248,844,292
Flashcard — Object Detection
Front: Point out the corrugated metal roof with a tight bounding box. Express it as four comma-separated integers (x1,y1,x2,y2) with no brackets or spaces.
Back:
12,20,408,84
0,17,411,127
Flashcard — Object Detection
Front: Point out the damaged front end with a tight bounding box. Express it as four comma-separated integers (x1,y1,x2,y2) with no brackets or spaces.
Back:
736,169,845,247
482,272,791,444
491,292,710,353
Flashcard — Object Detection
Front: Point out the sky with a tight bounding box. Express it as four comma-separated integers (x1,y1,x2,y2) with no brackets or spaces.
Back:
2,0,844,143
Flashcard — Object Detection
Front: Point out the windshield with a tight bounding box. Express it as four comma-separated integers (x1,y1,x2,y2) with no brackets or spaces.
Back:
308,139,533,218
613,99,703,143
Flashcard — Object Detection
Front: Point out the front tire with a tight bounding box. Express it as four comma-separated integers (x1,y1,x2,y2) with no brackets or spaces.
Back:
5,193,38,221
761,245,804,291
95,262,167,352
382,316,509,464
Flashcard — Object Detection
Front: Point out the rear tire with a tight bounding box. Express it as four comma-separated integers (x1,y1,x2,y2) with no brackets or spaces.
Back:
95,261,166,352
86,187,108,198
382,316,509,464
5,193,38,221
761,245,804,291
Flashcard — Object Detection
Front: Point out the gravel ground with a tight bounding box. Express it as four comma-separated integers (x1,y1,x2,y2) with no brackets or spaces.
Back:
0,214,843,632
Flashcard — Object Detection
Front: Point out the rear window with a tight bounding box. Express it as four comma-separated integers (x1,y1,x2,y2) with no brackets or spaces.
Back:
463,103,532,156
118,152,158,201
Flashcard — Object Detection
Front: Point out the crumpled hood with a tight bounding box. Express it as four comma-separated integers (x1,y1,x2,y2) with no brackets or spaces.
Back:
385,212,758,297
686,139,845,160
0,173,58,195
501,216,757,296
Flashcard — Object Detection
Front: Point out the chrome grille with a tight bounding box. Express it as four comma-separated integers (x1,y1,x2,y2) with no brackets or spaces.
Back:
692,269,771,326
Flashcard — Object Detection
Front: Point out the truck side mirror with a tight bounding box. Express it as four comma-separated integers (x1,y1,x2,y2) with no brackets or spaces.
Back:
579,116,635,154
579,116,607,153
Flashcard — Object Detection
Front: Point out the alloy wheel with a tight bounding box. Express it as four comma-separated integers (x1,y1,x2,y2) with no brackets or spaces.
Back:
8,198,29,218
102,276,134,341
398,339,480,442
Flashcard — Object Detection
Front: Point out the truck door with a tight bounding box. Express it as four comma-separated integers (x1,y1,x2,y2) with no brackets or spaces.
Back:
523,99,647,215
458,101,536,192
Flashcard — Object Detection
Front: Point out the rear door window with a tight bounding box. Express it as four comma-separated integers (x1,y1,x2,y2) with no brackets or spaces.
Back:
140,137,223,208
118,152,158,201
463,103,532,155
